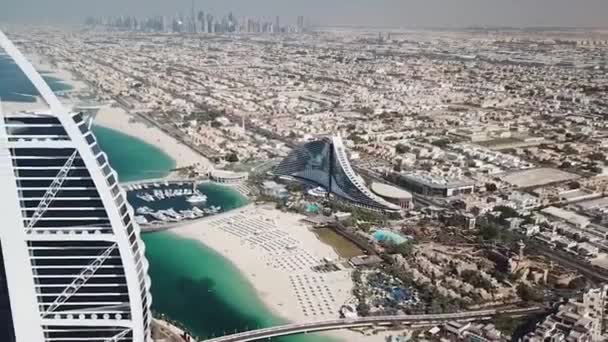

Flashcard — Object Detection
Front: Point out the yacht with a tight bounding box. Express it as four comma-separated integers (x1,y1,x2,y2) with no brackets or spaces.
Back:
165,208,183,220
187,192,208,204
203,206,221,215
179,210,197,219
153,190,165,200
135,216,149,225
192,207,205,216
150,211,170,222
136,206,153,215
136,192,155,202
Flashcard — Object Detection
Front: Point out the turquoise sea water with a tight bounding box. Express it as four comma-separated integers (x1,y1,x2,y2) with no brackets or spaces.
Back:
3,54,335,342
0,54,72,102
93,126,335,342
92,124,176,182
94,126,329,342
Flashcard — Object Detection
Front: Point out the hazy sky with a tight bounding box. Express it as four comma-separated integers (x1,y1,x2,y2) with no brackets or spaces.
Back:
1,0,607,28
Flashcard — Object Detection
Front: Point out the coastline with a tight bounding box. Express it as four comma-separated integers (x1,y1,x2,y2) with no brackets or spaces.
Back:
27,53,88,93
1,52,85,113
169,204,376,342
94,106,211,172
22,52,375,342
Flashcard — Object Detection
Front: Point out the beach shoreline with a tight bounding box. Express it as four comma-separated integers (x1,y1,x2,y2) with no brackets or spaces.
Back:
20,51,377,342
1,52,87,113
28,53,89,93
169,204,378,342
94,106,211,172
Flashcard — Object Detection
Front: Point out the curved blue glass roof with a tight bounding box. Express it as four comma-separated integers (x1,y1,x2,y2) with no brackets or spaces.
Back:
274,137,400,212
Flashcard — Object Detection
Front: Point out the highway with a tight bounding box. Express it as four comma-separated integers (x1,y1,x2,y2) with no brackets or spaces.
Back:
532,242,608,284
203,307,542,342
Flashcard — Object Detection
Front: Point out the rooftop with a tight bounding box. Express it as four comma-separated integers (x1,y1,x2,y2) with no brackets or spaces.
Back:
541,206,591,228
500,168,579,188
370,182,413,200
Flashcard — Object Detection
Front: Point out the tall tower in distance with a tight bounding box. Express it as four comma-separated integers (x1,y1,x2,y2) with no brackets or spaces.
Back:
197,11,206,34
207,14,215,33
275,16,281,34
0,31,152,342
190,0,196,33
297,15,305,32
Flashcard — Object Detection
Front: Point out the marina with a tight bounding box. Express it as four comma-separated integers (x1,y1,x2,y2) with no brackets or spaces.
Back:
1,53,327,342
125,181,224,227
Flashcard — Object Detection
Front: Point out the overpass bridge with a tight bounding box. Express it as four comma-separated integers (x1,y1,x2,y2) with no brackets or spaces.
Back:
203,307,542,342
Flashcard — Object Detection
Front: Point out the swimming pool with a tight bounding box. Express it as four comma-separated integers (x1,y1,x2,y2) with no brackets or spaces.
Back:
372,230,408,245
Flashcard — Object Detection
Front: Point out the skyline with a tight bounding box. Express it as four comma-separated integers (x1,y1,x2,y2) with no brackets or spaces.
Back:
1,6,608,341
1,0,608,28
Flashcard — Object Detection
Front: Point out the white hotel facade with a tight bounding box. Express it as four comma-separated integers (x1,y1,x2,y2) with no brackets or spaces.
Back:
0,31,152,342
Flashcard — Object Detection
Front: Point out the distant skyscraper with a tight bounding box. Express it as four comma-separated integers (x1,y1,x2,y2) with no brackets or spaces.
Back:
297,15,305,32
0,31,152,342
198,11,206,33
275,16,280,33
207,14,214,33
190,0,196,33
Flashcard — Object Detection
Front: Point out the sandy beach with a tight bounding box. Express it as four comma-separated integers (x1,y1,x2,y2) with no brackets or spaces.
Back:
94,106,385,340
171,204,388,342
16,52,393,341
95,106,212,171
4,51,212,172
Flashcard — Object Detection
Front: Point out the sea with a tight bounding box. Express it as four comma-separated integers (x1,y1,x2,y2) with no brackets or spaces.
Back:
0,53,72,102
1,55,335,342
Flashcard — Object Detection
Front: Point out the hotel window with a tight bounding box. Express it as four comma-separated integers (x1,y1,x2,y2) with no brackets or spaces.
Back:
102,165,111,177
72,112,84,124
119,205,127,217
107,175,117,187
96,154,106,166
78,122,88,134
122,215,131,227
125,223,134,236
92,144,101,156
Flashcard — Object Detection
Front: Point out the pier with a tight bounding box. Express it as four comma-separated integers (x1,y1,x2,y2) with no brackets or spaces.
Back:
120,178,201,188
121,178,250,233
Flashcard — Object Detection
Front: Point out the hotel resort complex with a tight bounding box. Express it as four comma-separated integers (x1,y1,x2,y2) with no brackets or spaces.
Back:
274,136,401,213
0,32,152,342
3,18,608,342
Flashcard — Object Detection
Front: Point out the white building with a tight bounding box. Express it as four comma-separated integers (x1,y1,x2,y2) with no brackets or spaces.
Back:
0,32,152,342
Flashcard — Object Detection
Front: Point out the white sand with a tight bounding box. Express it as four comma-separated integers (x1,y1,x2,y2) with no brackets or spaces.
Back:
6,51,212,172
20,52,393,341
95,106,211,171
171,204,387,342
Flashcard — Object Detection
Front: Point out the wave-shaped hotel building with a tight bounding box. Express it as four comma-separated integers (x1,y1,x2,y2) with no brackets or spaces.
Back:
274,136,401,213
0,31,152,341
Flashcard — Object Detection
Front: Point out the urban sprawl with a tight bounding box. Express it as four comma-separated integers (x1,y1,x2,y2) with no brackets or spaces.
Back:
10,20,608,342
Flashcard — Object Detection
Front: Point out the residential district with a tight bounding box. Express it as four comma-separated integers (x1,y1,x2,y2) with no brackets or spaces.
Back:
10,24,608,341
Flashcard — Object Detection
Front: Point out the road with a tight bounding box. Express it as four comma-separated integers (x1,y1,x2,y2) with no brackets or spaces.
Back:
532,242,608,284
203,307,542,342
